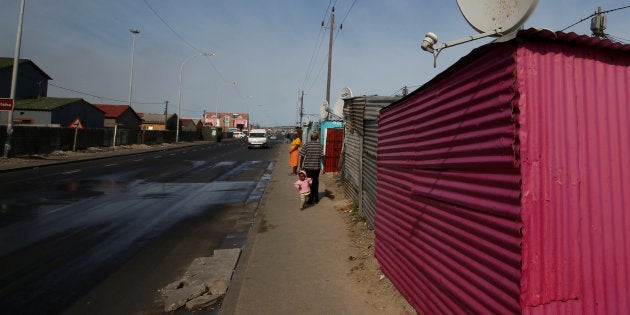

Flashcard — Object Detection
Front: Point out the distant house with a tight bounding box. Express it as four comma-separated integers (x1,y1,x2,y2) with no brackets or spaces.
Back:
180,118,197,132
0,97,104,128
139,112,177,130
0,57,52,99
93,104,142,129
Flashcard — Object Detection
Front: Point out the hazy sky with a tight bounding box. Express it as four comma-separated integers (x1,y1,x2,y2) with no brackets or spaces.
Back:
1,0,628,126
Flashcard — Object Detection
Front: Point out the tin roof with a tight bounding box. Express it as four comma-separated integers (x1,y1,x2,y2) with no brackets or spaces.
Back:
15,97,96,111
0,57,53,80
402,28,630,103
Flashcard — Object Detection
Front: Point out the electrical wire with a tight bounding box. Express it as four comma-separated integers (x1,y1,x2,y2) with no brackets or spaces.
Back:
605,33,629,44
301,0,335,93
560,5,630,32
48,82,163,105
142,0,233,85
302,0,358,96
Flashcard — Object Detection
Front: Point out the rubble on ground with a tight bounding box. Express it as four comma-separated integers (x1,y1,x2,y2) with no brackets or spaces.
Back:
160,248,241,312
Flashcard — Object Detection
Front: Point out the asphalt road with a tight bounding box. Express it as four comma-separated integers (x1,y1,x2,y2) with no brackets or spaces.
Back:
0,140,280,314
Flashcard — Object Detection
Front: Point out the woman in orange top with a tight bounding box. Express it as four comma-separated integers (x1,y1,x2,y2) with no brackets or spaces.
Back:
289,131,301,175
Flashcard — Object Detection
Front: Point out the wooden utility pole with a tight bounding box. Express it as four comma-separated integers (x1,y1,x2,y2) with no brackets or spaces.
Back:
164,101,169,126
298,90,304,126
326,7,334,106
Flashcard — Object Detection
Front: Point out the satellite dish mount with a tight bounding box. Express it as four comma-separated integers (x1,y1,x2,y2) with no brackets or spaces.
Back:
421,0,539,67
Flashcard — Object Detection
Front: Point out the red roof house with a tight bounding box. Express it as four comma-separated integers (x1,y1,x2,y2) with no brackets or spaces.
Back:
93,104,142,129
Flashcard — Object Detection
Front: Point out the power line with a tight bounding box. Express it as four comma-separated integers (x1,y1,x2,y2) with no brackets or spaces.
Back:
142,0,200,52
48,82,163,105
142,0,233,85
302,1,335,92
302,1,358,95
560,5,630,32
606,33,629,44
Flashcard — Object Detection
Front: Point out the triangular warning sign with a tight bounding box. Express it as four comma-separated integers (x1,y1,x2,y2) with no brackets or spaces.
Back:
69,118,84,129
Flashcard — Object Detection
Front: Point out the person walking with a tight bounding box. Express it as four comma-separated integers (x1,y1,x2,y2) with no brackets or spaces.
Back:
288,131,301,175
299,132,324,204
293,170,312,210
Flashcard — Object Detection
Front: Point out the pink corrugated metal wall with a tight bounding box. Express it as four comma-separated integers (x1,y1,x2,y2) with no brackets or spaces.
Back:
376,30,630,314
518,39,630,314
376,43,523,313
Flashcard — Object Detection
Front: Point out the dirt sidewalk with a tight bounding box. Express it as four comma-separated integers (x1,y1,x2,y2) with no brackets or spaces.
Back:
220,145,415,314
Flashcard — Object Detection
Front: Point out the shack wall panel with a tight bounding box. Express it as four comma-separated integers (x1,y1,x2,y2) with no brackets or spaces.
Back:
376,44,523,313
518,39,630,314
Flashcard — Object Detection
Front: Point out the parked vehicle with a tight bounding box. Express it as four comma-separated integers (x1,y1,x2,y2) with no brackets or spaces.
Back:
247,129,269,149
234,131,246,138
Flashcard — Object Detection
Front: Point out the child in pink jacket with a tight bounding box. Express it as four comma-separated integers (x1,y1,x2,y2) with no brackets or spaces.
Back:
294,170,312,210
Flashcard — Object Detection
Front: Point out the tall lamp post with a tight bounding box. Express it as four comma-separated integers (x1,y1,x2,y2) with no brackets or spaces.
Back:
128,29,140,108
245,95,253,132
3,0,26,159
177,52,214,142
216,81,237,131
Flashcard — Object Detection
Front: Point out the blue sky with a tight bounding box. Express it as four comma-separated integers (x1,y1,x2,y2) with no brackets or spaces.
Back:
1,0,628,126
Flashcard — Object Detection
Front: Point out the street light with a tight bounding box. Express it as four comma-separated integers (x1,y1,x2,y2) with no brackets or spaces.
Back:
3,0,25,159
128,29,140,108
215,81,237,131
176,52,215,142
245,95,253,131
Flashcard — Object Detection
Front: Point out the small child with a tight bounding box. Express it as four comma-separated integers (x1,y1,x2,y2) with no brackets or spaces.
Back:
293,170,312,210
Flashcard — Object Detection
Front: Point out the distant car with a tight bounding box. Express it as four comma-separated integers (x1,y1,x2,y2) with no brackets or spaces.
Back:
234,131,246,138
269,134,278,140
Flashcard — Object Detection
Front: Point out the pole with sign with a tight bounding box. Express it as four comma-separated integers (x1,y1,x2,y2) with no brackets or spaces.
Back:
0,98,13,111
3,0,26,159
69,118,83,151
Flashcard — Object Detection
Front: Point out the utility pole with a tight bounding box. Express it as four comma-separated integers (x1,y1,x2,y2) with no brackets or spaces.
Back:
298,90,304,126
164,101,169,126
326,7,335,106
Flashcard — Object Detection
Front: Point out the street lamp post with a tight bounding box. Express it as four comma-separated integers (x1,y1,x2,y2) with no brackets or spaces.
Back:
176,52,214,142
216,81,237,132
245,95,253,132
3,0,26,159
128,29,140,108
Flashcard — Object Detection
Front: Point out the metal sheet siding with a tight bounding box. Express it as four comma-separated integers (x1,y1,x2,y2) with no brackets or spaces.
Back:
341,96,400,227
376,44,523,313
343,128,360,203
362,119,379,227
518,40,630,314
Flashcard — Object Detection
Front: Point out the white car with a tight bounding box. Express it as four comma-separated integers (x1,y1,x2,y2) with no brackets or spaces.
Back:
247,129,269,149
234,131,246,138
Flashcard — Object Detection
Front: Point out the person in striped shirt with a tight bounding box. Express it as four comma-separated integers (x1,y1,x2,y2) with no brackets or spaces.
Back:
299,132,325,204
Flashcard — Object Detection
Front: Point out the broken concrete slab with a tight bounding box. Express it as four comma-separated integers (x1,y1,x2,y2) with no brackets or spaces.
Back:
161,248,242,312
186,294,221,311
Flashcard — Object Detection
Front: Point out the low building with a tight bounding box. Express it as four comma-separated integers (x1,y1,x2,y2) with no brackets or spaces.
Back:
0,97,104,128
0,57,52,99
93,104,142,129
139,113,177,130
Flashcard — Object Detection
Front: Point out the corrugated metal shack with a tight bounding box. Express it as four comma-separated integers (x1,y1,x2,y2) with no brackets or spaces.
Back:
342,95,400,227
320,120,344,173
376,29,630,314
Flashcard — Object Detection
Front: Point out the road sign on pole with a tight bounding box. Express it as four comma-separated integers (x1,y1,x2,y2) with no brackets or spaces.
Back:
0,98,13,111
68,117,84,129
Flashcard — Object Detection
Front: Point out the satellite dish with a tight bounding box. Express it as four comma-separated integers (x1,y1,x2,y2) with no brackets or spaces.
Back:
320,100,329,120
340,86,352,99
421,0,539,67
456,0,540,35
332,98,344,119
